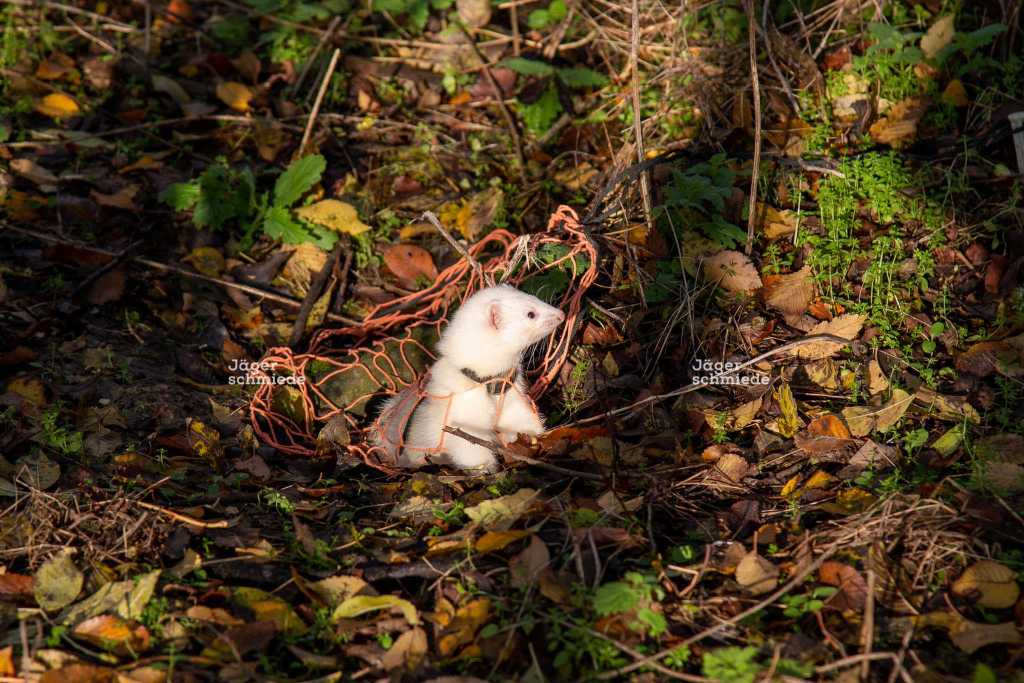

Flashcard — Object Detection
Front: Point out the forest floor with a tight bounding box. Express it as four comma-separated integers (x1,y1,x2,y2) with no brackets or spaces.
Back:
1,0,1024,681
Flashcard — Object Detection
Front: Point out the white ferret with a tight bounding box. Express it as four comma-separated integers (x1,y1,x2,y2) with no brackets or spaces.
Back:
374,285,565,473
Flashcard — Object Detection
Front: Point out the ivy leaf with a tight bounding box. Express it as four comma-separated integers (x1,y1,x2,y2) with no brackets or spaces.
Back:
501,57,555,77
593,581,640,616
273,154,326,209
263,205,312,244
556,67,608,88
521,84,562,134
159,181,200,211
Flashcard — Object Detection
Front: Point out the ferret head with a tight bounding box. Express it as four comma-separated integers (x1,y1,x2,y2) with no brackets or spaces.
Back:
436,285,565,375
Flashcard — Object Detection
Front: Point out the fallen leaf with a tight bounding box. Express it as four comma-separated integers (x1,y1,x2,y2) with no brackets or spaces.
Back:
10,158,58,188
296,199,371,236
0,573,34,603
913,388,981,423
151,74,190,105
820,561,868,611
465,489,538,531
848,440,898,470
72,615,150,655
763,265,814,324
795,313,865,360
952,560,1020,609
34,548,84,612
380,626,428,671
759,204,800,240
510,535,550,589
233,587,308,635
704,250,763,294
36,53,75,81
775,382,801,438
842,388,912,436
90,185,139,211
216,81,253,112
869,96,931,148
231,50,261,83
456,0,492,29
36,92,80,118
941,79,968,107
437,598,490,657
309,575,371,608
183,246,226,277
706,396,762,432
921,15,956,59
332,594,420,625
476,529,531,553
736,551,779,595
40,664,116,683
949,618,1023,654
455,187,503,240
866,359,890,395
383,244,438,287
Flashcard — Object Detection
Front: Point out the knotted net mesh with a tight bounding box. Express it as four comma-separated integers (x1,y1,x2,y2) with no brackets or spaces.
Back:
250,206,598,471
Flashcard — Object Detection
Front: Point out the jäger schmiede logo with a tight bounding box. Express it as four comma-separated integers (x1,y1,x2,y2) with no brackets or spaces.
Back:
690,358,769,386
227,359,305,386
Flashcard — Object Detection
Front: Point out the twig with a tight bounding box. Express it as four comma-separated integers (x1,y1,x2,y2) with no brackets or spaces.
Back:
3,223,361,325
420,211,494,286
299,47,341,158
292,16,341,96
70,240,139,299
861,569,876,681
744,0,763,255
331,238,355,315
629,0,654,237
443,427,605,482
289,242,342,347
134,500,230,529
568,334,858,427
458,25,526,173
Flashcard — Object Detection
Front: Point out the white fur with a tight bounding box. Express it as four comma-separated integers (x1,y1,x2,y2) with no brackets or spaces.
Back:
378,285,564,473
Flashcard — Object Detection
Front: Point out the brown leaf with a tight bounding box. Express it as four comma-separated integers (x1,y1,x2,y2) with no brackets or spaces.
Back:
941,79,968,107
952,560,1020,609
10,158,58,188
380,627,428,671
455,187,503,240
86,267,126,305
736,551,779,595
40,665,116,683
383,244,438,288
456,0,492,29
90,185,140,211
36,52,76,81
795,313,865,360
509,535,549,589
72,615,151,655
920,16,956,59
763,265,814,324
869,96,931,148
231,50,262,83
0,573,35,603
703,250,763,294
820,561,868,612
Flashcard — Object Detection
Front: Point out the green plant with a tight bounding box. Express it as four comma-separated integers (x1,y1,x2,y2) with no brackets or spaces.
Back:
546,612,626,679
662,154,746,249
160,154,338,248
594,572,667,638
501,57,608,134
39,404,84,457
781,586,838,618
702,646,761,683
260,487,296,515
527,0,567,30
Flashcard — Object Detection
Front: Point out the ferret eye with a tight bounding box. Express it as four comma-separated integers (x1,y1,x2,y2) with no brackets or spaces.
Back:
527,311,536,319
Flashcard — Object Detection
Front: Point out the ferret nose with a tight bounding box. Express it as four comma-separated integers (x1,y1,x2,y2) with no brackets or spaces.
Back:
551,310,565,325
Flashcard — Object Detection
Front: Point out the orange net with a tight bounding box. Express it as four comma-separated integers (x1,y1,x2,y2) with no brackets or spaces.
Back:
250,206,598,470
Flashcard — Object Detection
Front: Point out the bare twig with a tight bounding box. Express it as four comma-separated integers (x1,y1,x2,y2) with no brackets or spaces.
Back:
861,569,877,681
289,242,342,347
744,0,763,255
3,224,361,326
458,25,526,173
293,16,342,96
443,427,605,482
134,501,230,529
629,0,654,237
420,211,494,286
299,47,341,158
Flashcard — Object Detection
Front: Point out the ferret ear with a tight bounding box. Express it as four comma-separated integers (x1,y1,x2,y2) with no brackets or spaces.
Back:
488,302,502,331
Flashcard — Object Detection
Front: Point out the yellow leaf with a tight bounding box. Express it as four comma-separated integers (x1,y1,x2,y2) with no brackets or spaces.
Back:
35,93,80,119
803,469,833,490
465,489,538,531
216,81,253,112
475,530,530,553
454,187,503,240
233,586,309,634
295,199,371,236
780,474,801,499
183,246,225,277
332,594,420,625
952,560,1020,609
775,383,800,438
921,15,955,59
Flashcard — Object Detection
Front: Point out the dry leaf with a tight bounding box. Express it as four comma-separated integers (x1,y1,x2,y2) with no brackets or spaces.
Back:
913,388,981,423
380,627,427,671
456,0,492,29
736,551,779,595
952,560,1020,609
455,187,503,240
465,489,538,531
91,186,139,211
866,359,889,395
510,535,550,589
775,382,801,438
921,16,956,59
34,548,83,612
151,74,190,105
795,313,865,359
382,244,438,287
820,562,868,611
295,199,371,236
231,50,261,83
216,81,253,112
941,79,968,107
36,53,75,81
475,530,530,554
763,265,814,324
36,93,80,118
759,204,800,240
869,96,931,148
10,158,58,188
842,388,912,436
704,250,763,294
73,615,150,655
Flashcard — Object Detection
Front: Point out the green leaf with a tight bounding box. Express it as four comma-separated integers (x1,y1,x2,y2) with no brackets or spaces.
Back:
372,0,407,11
407,0,429,30
306,224,340,250
593,581,640,616
635,607,667,636
159,181,200,211
527,9,550,29
263,205,312,244
556,67,608,88
520,83,562,134
501,57,556,77
273,154,326,208
193,165,255,231
547,0,567,21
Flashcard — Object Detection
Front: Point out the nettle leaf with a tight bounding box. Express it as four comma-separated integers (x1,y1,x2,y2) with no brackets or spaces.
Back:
556,67,608,88
159,181,200,211
594,581,640,616
548,0,567,21
501,57,556,77
193,166,255,230
273,154,326,208
521,84,562,133
406,0,429,29
263,205,311,244
701,215,747,250
527,9,550,30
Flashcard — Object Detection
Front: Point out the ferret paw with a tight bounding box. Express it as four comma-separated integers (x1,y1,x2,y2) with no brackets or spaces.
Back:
445,441,500,474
